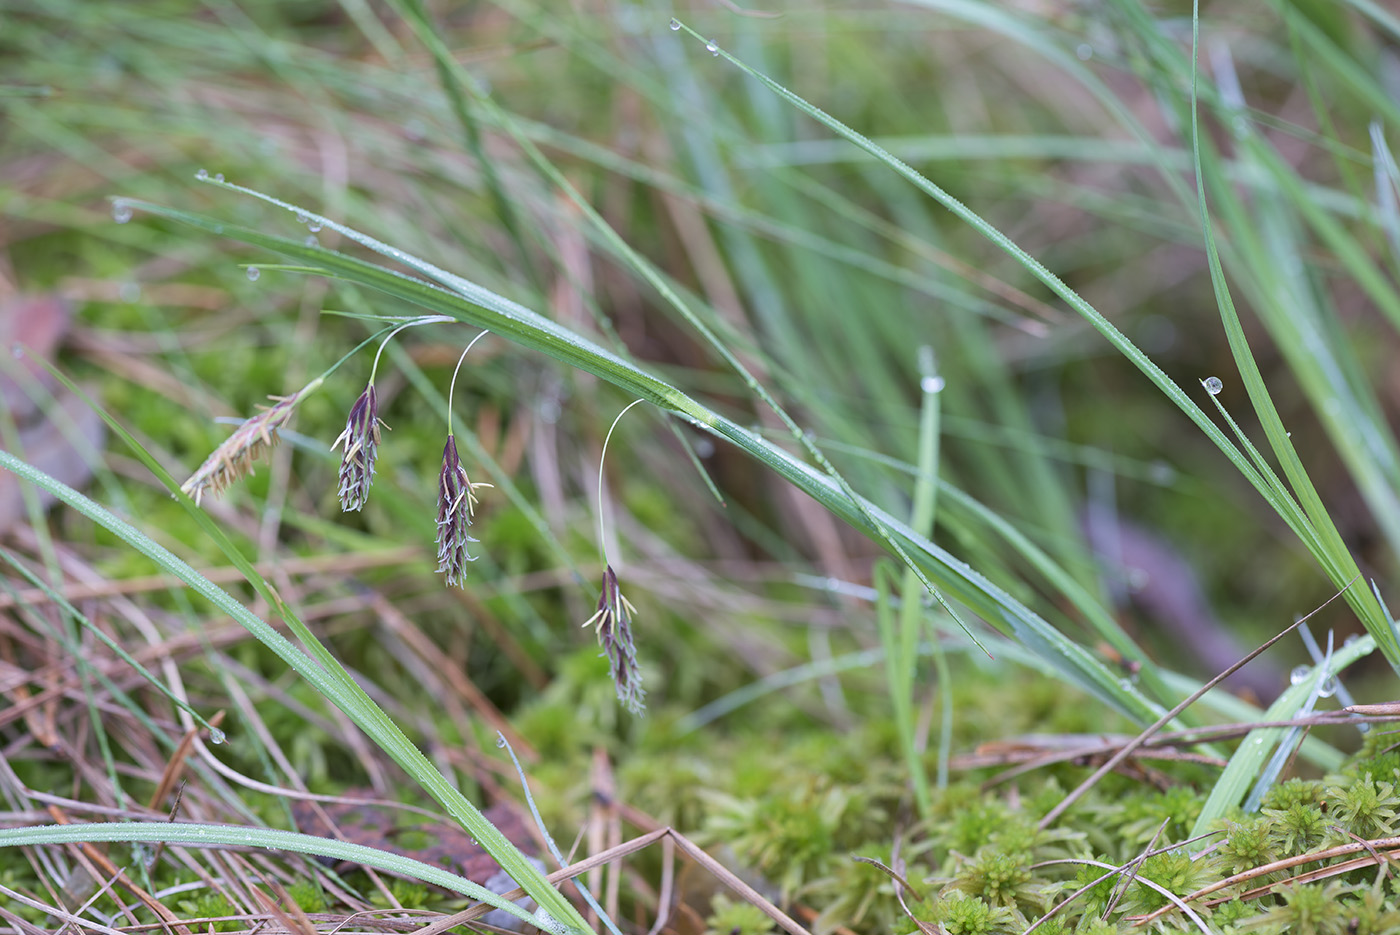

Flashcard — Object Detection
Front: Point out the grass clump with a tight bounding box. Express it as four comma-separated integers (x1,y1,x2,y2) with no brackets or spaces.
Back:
6,0,1400,933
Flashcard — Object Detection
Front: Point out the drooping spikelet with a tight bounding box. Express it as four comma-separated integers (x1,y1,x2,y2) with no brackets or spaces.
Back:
180,379,321,506
435,435,491,587
584,564,645,716
331,384,382,512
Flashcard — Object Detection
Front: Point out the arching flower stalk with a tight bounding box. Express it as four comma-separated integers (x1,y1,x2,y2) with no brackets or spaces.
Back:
435,331,493,587
331,316,449,512
585,399,648,715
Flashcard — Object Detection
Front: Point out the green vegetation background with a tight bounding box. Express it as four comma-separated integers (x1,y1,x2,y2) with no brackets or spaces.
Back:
4,0,1400,932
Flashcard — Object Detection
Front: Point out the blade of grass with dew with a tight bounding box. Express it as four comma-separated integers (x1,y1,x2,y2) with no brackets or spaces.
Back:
0,549,219,736
1186,123,1400,563
376,3,987,655
0,822,545,928
1108,0,1390,568
0,448,591,935
519,117,1062,333
1242,653,1333,813
111,197,1174,724
1190,633,1375,834
678,17,1400,666
875,564,925,815
820,434,1186,715
0,402,128,807
0,354,278,828
901,347,947,802
498,735,624,935
1180,3,1400,663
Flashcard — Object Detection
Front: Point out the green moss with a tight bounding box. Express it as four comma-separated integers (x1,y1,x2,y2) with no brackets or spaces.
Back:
1244,881,1351,935
370,879,431,910
925,891,1016,935
1326,771,1400,839
704,894,776,935
176,892,242,932
284,880,328,913
1216,817,1277,875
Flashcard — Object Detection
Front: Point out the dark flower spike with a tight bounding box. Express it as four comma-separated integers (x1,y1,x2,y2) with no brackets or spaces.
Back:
435,435,492,587
331,384,382,512
328,314,453,513
434,330,493,588
584,564,645,716
181,377,323,506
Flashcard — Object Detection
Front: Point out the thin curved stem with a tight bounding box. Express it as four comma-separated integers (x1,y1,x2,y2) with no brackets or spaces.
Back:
445,329,490,437
596,399,646,566
368,315,452,385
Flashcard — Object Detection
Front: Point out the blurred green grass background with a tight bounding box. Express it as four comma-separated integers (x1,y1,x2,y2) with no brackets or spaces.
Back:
4,0,1400,927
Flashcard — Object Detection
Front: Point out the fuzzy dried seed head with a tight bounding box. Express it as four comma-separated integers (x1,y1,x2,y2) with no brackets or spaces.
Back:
435,436,491,587
331,384,382,512
584,564,645,715
180,380,320,506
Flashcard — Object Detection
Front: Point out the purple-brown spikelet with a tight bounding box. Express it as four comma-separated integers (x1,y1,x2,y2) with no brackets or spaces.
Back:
435,435,489,587
180,379,321,506
331,384,381,512
584,565,645,715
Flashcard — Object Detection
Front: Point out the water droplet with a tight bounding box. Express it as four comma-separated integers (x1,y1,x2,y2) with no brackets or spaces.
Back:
1318,675,1338,698
1076,43,1093,61
1118,677,1134,691
920,375,945,394
295,211,309,224
693,437,715,458
495,733,507,748
706,40,718,55
534,908,568,935
209,727,226,744
195,168,209,180
118,282,141,303
304,234,319,247
112,203,132,224
12,345,25,360
307,219,322,232
1344,634,1360,648
669,17,680,30
1290,664,1310,685
246,267,260,282
1203,376,1223,396
214,173,225,182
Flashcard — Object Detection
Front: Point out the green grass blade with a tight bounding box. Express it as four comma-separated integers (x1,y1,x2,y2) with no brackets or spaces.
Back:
107,196,1172,724
0,448,589,935
0,822,542,928
1190,633,1375,834
676,15,1399,667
